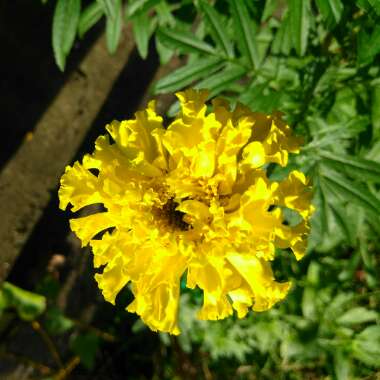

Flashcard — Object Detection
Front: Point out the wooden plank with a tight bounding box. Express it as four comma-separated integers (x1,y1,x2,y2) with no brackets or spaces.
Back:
0,28,135,283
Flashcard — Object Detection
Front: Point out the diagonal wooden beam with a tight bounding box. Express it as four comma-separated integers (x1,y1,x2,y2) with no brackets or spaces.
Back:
0,28,135,283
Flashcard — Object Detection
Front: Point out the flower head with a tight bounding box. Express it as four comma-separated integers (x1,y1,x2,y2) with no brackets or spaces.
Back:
59,89,314,334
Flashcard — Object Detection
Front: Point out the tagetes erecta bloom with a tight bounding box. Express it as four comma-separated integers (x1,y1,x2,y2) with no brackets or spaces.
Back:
59,89,314,335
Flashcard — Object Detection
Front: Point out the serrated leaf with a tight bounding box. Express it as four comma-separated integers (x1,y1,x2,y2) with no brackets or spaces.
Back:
105,0,122,54
337,307,378,325
320,151,380,183
155,56,224,93
352,325,380,367
315,0,343,27
125,0,161,19
157,27,216,55
0,282,46,321
289,0,310,56
195,63,247,96
199,0,234,58
78,2,104,38
52,0,81,71
229,0,260,69
321,169,380,215
132,12,151,59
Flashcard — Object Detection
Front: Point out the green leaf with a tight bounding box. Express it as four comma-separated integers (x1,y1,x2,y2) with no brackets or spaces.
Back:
78,2,104,38
71,332,100,370
45,307,74,335
199,0,234,58
105,0,122,54
321,169,380,215
155,56,225,93
157,27,216,55
195,63,247,96
288,0,310,56
317,176,330,236
368,0,380,14
334,348,352,380
125,0,161,19
52,0,81,71
132,12,151,59
229,0,260,69
357,25,380,65
96,0,116,19
315,0,343,27
337,307,378,325
0,282,46,321
352,325,380,367
329,203,355,246
319,151,380,183
371,83,380,140
272,13,292,55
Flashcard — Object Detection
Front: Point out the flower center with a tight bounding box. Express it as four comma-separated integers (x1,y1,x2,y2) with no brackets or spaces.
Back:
152,198,190,231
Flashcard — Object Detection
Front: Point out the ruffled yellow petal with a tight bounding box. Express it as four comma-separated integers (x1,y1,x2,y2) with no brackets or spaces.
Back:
58,88,313,335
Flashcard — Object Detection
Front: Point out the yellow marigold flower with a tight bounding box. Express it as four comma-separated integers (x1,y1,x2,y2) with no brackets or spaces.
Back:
59,89,314,335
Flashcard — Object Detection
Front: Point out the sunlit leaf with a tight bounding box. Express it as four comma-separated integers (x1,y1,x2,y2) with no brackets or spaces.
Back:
352,326,380,366
0,282,46,321
337,307,378,325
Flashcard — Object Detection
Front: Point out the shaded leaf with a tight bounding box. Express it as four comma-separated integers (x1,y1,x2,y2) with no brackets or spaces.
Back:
199,0,234,58
157,27,216,55
315,0,343,27
334,348,352,380
321,169,380,215
132,11,151,59
357,25,380,65
105,0,122,54
125,0,161,19
229,0,260,68
320,150,380,183
52,0,81,71
45,307,74,335
195,63,247,96
155,56,225,93
289,0,310,56
71,332,100,370
78,2,104,38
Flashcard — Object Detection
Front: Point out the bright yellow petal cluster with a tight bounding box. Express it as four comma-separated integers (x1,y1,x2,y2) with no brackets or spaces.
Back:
59,89,314,335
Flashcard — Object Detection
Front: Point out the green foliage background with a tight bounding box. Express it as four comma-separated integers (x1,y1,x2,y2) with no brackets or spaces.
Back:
2,0,380,379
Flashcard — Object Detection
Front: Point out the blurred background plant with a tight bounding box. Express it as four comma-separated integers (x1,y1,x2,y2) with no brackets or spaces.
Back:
1,0,380,379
